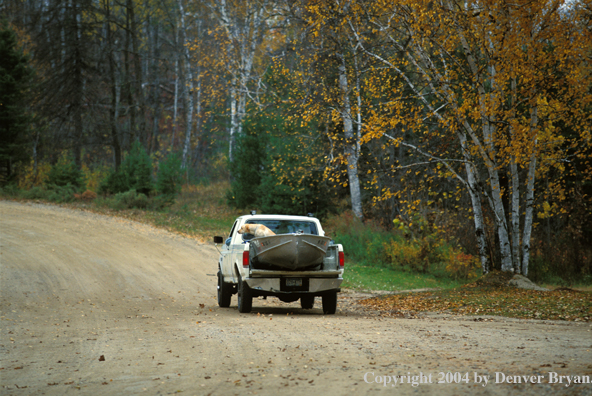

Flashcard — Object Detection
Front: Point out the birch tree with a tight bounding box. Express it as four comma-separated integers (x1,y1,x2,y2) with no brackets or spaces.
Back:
206,0,277,163
353,0,592,273
277,1,371,220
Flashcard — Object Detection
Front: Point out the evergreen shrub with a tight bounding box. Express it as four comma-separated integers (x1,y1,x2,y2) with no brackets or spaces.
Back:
99,142,153,195
46,153,83,189
156,152,183,202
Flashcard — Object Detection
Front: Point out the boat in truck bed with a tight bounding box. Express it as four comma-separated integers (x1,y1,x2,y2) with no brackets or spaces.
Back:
249,233,332,270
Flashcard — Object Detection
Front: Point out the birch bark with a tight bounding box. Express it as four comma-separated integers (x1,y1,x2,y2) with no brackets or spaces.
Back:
177,0,194,169
209,0,270,164
338,58,363,220
509,78,521,273
522,103,538,276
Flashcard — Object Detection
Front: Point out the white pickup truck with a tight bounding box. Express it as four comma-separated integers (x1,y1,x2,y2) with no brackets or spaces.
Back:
213,213,344,314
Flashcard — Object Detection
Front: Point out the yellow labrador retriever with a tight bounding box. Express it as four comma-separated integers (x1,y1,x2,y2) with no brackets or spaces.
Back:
238,224,275,238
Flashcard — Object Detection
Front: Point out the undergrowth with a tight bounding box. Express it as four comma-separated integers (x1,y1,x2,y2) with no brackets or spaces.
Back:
360,273,592,322
325,211,480,282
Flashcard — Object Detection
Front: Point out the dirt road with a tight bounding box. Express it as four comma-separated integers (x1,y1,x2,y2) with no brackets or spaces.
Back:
1,201,590,395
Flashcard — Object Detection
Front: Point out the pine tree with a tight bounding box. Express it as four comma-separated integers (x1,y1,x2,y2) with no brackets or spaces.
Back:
0,20,33,184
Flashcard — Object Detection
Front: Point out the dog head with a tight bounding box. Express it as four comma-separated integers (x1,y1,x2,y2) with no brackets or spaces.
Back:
237,224,256,234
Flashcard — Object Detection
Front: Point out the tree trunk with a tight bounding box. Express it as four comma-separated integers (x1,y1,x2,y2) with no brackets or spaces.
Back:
210,0,269,166
177,0,194,169
509,78,521,274
228,76,239,164
105,0,121,169
72,0,84,167
129,0,146,145
149,18,161,155
172,54,179,148
338,58,363,221
522,103,538,276
458,132,490,273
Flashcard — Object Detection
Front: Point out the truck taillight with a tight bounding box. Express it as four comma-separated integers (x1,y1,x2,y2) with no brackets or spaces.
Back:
243,251,250,267
339,251,344,268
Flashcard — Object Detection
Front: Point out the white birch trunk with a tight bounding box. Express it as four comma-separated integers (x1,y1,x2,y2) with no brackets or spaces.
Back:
522,103,538,276
338,59,363,220
177,0,193,169
211,0,269,165
456,24,513,272
509,78,521,274
172,57,179,147
228,77,238,164
458,133,490,273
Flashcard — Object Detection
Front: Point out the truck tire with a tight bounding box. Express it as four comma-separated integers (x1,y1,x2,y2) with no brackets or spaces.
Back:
322,291,337,314
217,270,232,308
237,275,253,313
300,295,314,309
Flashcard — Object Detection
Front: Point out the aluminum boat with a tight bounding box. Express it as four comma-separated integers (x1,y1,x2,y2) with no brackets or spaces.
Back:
248,233,332,270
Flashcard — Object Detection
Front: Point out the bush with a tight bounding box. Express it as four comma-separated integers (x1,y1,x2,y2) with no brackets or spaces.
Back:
18,160,51,190
74,190,97,201
82,163,110,192
326,211,480,280
46,153,83,189
156,152,183,202
21,185,48,199
46,184,77,203
98,189,148,210
444,250,480,280
325,211,394,265
99,142,153,195
227,119,267,209
0,183,21,197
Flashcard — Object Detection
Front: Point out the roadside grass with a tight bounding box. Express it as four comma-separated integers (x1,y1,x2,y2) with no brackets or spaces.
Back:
342,261,466,291
359,272,592,322
138,182,242,241
79,181,241,241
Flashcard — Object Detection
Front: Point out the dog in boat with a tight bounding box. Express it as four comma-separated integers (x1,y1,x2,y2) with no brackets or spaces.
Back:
238,224,275,238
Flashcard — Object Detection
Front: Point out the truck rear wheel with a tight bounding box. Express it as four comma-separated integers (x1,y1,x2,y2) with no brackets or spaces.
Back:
300,295,314,309
237,276,253,313
217,271,232,308
322,291,337,314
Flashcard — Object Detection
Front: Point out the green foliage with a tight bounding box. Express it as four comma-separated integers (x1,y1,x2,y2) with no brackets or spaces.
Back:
96,189,148,210
45,184,77,203
21,185,47,199
227,116,268,209
227,112,335,218
0,183,20,197
258,137,334,217
325,211,393,265
19,183,77,203
0,20,33,183
326,211,480,281
46,153,84,189
156,152,183,201
99,141,153,195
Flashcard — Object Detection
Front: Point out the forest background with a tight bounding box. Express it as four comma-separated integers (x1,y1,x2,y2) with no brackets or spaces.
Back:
1,0,591,286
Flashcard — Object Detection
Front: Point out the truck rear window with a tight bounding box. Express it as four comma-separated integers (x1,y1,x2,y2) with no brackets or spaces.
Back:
245,220,318,236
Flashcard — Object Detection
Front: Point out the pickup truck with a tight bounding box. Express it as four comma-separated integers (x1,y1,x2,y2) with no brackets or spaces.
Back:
213,213,344,314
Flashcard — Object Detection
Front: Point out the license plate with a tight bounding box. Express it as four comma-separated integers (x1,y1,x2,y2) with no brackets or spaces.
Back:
286,278,302,287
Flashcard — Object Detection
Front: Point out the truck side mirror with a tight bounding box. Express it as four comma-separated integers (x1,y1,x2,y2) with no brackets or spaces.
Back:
213,236,224,244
